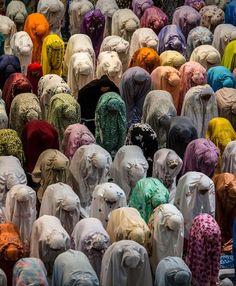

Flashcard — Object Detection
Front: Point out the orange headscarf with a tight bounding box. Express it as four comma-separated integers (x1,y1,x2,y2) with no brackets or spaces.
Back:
129,47,160,74
24,13,49,64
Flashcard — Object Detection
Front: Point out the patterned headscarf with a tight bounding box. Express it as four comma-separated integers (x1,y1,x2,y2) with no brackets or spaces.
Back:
185,0,205,10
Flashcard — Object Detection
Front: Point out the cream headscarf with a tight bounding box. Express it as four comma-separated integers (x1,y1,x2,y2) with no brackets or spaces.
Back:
0,15,17,54
6,0,27,31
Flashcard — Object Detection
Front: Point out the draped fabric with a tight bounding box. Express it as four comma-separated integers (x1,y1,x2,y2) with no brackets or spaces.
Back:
225,0,236,26
159,51,186,69
174,171,215,239
2,73,32,115
222,141,236,173
0,55,21,90
0,269,7,286
222,39,236,71
158,24,186,55
129,177,169,223
0,32,4,56
0,15,16,54
22,120,59,173
152,148,183,203
23,13,49,63
6,0,28,31
182,138,220,178
181,84,218,137
26,63,43,95
200,5,224,32
213,173,236,245
149,204,184,272
72,218,110,277
52,250,99,286
90,182,127,228
111,145,148,199
0,96,8,129
95,92,126,157
13,258,48,286
185,214,221,286
208,66,235,91
155,257,192,286
120,66,151,127
132,0,154,18
142,90,177,148
185,0,205,10
69,144,112,208
100,240,153,286
153,0,185,21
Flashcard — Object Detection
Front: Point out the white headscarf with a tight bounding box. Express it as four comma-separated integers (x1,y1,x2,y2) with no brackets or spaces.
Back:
174,171,215,238
222,140,236,174
40,183,88,235
0,15,17,54
149,204,184,272
6,0,27,31
5,184,36,254
10,31,33,75
90,182,127,228
69,144,112,209
100,240,153,286
152,148,183,203
0,96,8,129
111,145,148,199
72,217,110,277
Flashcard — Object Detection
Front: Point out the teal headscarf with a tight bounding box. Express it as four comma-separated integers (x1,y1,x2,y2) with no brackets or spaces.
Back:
95,92,127,158
129,177,169,223
0,33,4,56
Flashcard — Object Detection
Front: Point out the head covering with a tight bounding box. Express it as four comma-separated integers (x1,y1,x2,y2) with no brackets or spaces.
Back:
174,171,215,238
6,0,27,31
0,95,8,129
140,6,168,35
129,47,160,74
0,269,7,286
41,34,64,76
26,63,43,94
0,129,24,164
190,44,221,70
129,27,159,61
222,141,236,173
120,66,151,126
63,33,95,78
5,185,36,254
151,66,181,111
158,24,186,55
52,250,99,286
160,51,186,69
200,5,224,32
185,0,205,10
23,13,49,63
111,145,148,199
72,218,110,277
212,24,236,57
22,120,59,173
208,66,235,92
205,117,236,156
172,5,201,38
222,39,236,71
47,93,81,146
100,240,152,286
69,144,112,208
96,51,123,86
155,256,192,286
37,0,65,36
186,214,221,286
213,173,236,244
132,0,154,18
80,9,105,58
0,15,16,54
129,177,169,223
90,182,127,228
0,33,4,56
186,26,213,59
10,32,33,75
62,123,95,161
152,148,183,203
112,8,140,43
179,61,207,114
233,218,236,280
30,215,70,275
106,207,151,250
225,0,236,26
0,55,21,90
13,258,48,286
149,204,184,272
9,93,41,137
142,90,176,148
78,75,119,134
32,149,69,201
40,183,86,235
100,36,129,72
181,84,218,137
182,138,220,178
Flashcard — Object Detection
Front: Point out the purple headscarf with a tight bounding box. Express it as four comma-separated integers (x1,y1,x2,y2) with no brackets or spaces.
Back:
172,5,201,38
120,66,151,127
80,9,105,58
184,0,205,11
132,0,154,18
181,138,220,177
158,24,186,55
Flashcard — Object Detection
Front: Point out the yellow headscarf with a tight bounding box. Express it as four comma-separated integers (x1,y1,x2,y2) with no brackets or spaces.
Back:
222,39,236,71
41,34,65,76
160,50,186,70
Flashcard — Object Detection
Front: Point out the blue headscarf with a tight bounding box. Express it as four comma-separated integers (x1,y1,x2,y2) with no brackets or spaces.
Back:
225,0,236,26
233,217,236,281
0,55,21,89
0,33,4,57
208,66,235,92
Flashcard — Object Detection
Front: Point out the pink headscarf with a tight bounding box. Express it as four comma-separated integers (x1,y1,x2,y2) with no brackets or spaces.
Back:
185,213,221,286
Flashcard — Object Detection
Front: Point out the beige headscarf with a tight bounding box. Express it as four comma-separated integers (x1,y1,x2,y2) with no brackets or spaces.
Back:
0,15,17,54
160,50,186,69
6,0,27,31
